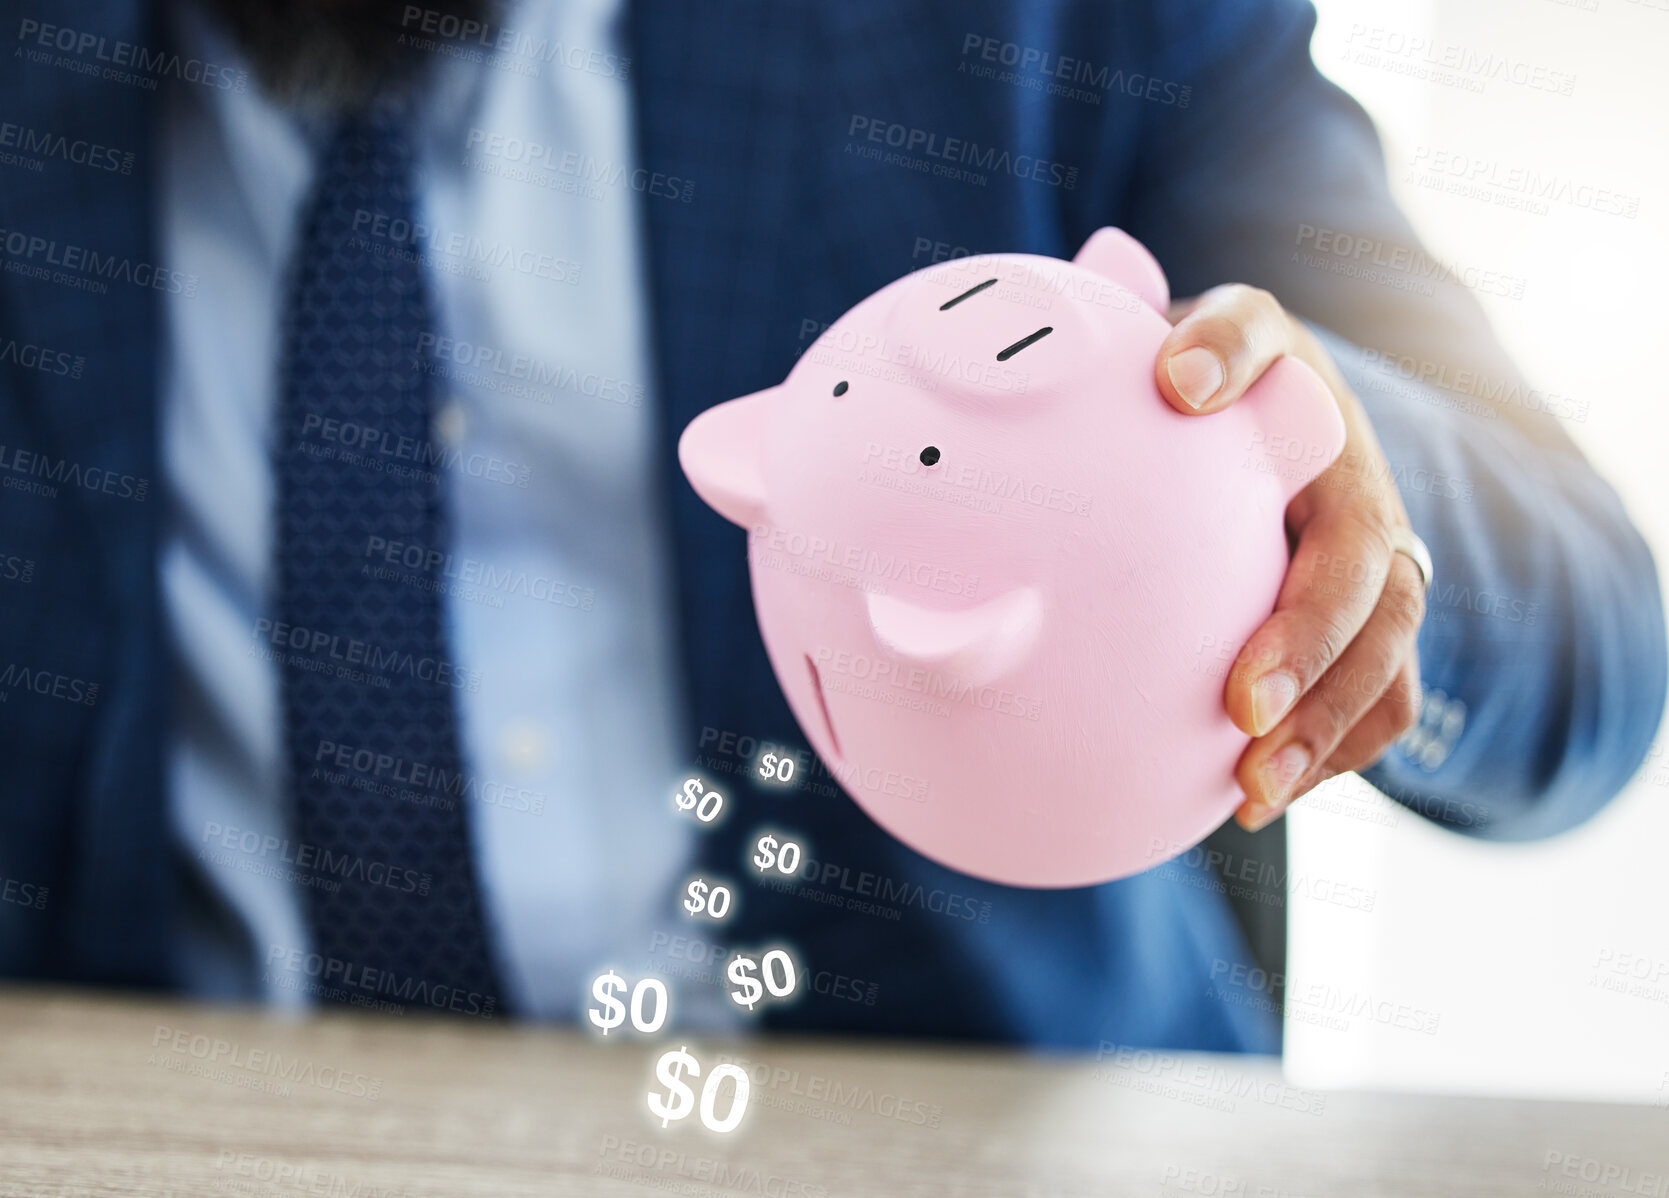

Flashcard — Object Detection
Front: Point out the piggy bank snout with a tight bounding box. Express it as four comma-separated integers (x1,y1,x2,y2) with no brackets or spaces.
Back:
677,388,775,527
1239,358,1347,498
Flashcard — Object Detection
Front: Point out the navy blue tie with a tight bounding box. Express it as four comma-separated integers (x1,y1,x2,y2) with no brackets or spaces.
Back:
273,109,505,1017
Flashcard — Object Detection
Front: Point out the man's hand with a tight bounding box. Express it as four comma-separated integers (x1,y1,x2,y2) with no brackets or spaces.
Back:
1156,285,1427,831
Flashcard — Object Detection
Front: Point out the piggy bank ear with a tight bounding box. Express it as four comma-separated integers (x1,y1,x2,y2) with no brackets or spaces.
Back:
866,587,1043,687
678,388,776,527
1073,227,1169,313
1240,357,1347,500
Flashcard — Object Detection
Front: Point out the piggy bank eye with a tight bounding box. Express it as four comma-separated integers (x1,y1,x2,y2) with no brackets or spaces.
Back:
833,381,849,396
996,326,1053,361
919,446,941,466
939,278,997,310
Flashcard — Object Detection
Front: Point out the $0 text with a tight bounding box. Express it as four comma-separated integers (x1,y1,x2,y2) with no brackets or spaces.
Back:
588,972,669,1036
647,1046,750,1133
751,834,802,876
726,949,797,1011
684,879,733,920
675,778,723,823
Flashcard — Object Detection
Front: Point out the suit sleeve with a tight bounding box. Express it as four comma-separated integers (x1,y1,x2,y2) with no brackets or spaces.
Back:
1113,0,1667,838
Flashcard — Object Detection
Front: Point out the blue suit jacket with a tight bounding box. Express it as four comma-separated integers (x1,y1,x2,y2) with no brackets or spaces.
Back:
1,0,1663,1052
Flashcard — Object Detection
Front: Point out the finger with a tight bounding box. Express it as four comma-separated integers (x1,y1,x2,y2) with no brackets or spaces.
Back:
1225,507,1398,738
1155,284,1295,414
1325,656,1422,776
1164,294,1208,325
1233,551,1427,831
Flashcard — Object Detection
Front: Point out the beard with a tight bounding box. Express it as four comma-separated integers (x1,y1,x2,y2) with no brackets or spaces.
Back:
193,0,499,113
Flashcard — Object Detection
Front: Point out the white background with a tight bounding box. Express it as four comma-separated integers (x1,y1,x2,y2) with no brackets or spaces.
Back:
1286,0,1669,1102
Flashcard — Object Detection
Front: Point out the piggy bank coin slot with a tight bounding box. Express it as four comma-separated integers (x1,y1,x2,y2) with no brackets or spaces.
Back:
996,326,1052,362
939,277,998,310
804,654,843,758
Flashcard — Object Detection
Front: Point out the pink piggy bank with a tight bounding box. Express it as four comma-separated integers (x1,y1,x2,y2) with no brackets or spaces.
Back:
678,228,1344,888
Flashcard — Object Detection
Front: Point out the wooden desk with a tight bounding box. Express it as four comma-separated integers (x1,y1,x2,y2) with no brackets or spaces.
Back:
0,987,1661,1196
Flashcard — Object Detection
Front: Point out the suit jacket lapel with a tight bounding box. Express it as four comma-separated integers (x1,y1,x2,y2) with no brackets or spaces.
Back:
0,0,172,981
628,0,814,742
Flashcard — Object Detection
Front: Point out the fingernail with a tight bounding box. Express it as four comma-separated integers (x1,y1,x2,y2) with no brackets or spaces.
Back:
1250,671,1299,736
1241,743,1311,831
1167,346,1225,409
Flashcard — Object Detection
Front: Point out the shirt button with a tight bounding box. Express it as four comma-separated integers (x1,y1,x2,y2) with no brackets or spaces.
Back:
502,720,547,772
434,399,468,448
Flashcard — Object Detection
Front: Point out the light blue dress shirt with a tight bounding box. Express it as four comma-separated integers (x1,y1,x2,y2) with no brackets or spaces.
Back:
157,0,699,1021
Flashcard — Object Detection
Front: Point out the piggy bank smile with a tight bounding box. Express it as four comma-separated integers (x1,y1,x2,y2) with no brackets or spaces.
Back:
679,228,1344,888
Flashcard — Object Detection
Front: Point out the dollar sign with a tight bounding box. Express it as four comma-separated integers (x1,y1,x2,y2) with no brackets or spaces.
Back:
647,1046,699,1128
757,753,778,780
727,956,763,1011
752,835,778,871
675,778,703,811
588,970,627,1035
684,879,709,915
